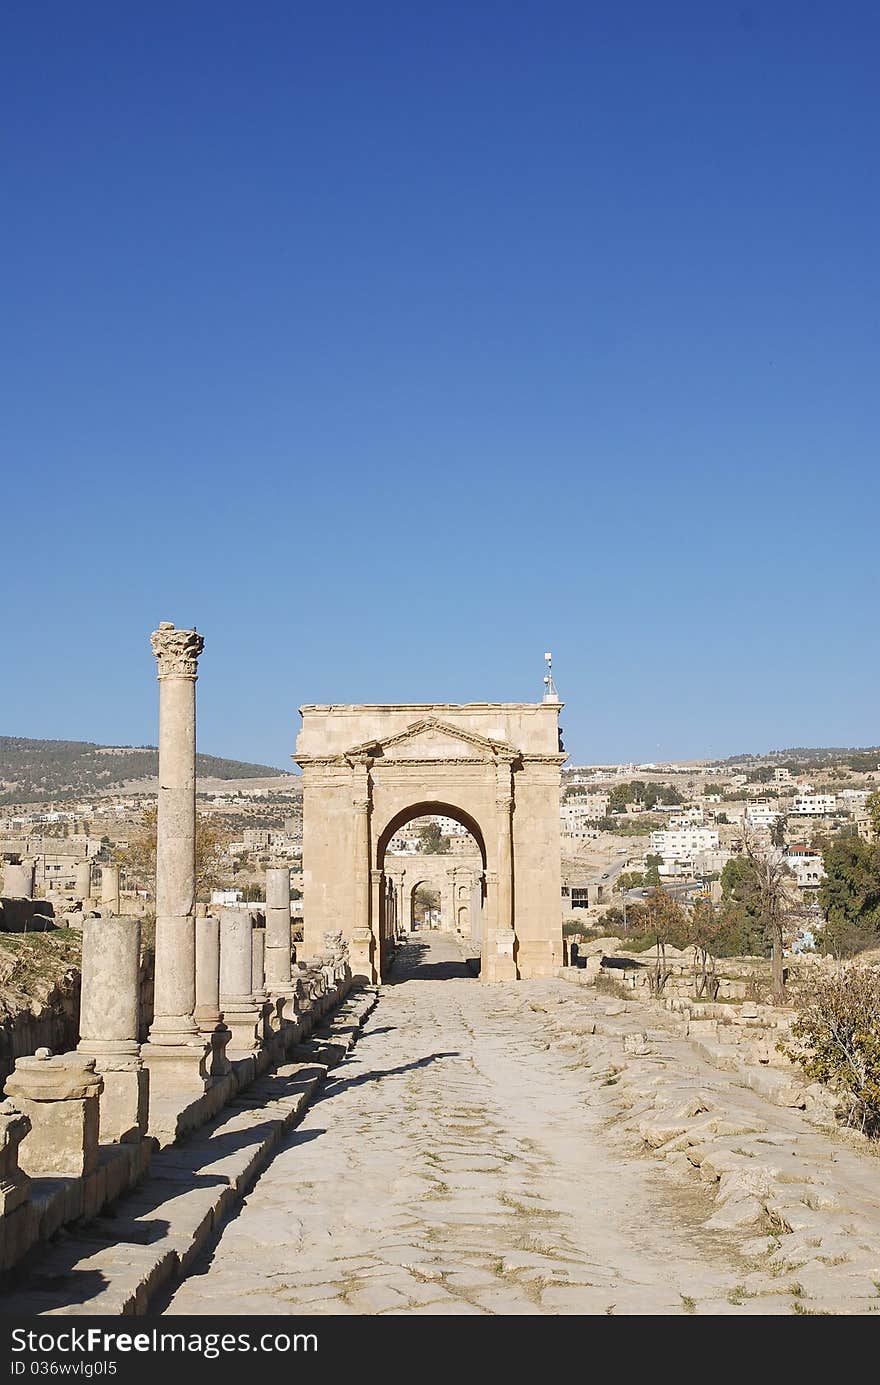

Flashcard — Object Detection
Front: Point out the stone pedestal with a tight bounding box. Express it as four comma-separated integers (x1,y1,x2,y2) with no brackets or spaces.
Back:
77,915,147,1143
6,1054,103,1178
219,909,261,1053
0,1100,31,1215
3,863,34,899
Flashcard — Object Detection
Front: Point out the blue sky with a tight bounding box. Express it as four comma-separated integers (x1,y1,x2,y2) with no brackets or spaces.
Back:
2,3,878,769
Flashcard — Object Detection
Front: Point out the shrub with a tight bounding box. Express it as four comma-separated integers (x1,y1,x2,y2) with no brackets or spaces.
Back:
563,921,606,939
783,966,880,1136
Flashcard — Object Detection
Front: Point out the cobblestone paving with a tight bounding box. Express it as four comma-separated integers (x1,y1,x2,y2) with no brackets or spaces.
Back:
166,934,794,1316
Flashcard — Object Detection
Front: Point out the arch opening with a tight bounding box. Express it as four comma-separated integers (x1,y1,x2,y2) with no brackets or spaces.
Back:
376,801,487,978
376,801,487,871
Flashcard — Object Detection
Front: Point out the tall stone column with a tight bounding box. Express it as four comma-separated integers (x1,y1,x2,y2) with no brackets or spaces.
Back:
77,915,147,1142
349,757,374,982
75,860,92,901
371,869,384,974
489,759,517,981
219,909,261,1053
3,863,34,899
142,624,211,1093
147,623,202,1044
482,869,498,976
194,914,222,1030
265,867,293,991
194,914,232,1075
443,870,456,935
251,926,267,999
397,875,407,936
100,865,120,914
470,874,484,944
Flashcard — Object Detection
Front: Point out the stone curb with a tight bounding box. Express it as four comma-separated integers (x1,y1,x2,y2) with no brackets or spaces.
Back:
2,989,378,1316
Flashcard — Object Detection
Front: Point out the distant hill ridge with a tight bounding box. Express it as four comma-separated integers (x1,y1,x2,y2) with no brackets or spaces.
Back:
0,736,290,804
716,746,880,770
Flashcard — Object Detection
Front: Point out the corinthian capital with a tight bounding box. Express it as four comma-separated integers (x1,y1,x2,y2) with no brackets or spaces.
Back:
150,622,205,679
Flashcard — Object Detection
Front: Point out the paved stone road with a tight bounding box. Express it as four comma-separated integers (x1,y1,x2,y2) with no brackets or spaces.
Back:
166,933,788,1316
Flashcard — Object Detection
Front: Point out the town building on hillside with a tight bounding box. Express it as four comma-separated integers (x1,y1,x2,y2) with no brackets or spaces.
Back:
650,827,719,857
783,843,826,889
791,793,837,815
743,802,781,829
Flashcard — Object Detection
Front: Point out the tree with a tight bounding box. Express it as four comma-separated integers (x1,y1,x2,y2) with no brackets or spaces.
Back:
817,836,880,956
867,791,880,840
644,853,662,886
634,887,688,996
114,806,231,900
686,897,724,1000
784,966,880,1136
743,840,796,1004
615,871,645,893
747,766,775,784
771,814,787,849
416,822,450,854
413,885,439,926
719,854,766,957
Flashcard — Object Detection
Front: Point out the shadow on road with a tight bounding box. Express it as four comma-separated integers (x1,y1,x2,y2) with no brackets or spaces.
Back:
386,937,476,983
315,1052,461,1100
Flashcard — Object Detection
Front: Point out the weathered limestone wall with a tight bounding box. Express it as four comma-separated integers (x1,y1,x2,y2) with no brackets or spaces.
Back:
297,702,562,758
511,764,563,977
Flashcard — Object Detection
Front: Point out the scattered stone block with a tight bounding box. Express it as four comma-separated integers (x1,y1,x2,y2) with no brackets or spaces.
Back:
5,1052,103,1178
745,1068,806,1108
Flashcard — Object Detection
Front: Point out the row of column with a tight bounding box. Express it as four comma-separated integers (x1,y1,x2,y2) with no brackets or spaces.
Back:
140,624,341,1097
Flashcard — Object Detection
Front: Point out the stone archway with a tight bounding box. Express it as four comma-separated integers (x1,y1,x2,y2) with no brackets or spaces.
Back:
295,702,565,983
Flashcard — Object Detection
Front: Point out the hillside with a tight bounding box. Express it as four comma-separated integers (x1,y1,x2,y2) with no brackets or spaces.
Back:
716,746,880,772
0,737,291,804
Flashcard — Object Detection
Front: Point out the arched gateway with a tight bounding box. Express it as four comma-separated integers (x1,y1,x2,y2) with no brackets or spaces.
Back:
295,701,566,983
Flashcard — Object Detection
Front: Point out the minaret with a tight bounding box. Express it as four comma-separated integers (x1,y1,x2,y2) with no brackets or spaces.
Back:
543,650,559,703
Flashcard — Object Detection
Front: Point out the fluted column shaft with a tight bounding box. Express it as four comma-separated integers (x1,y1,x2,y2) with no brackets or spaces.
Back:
148,623,203,1044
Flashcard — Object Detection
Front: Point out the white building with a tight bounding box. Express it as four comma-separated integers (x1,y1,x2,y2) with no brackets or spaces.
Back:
650,827,719,858
791,794,836,816
784,845,826,889
743,803,781,828
561,794,609,837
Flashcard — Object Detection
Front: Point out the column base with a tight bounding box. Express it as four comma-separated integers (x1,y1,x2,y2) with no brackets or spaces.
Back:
193,1018,233,1079
221,1002,263,1055
140,1037,212,1095
483,930,519,983
96,1064,149,1143
146,1012,201,1047
349,928,376,985
515,938,562,978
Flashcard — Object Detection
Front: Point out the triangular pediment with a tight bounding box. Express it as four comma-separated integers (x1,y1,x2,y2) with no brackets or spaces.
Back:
345,717,517,763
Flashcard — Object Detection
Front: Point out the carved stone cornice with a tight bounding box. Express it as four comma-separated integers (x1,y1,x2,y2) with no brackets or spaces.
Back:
151,623,204,680
345,753,375,770
345,716,520,763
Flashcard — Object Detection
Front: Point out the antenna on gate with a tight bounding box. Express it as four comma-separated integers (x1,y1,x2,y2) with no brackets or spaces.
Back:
543,651,559,703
